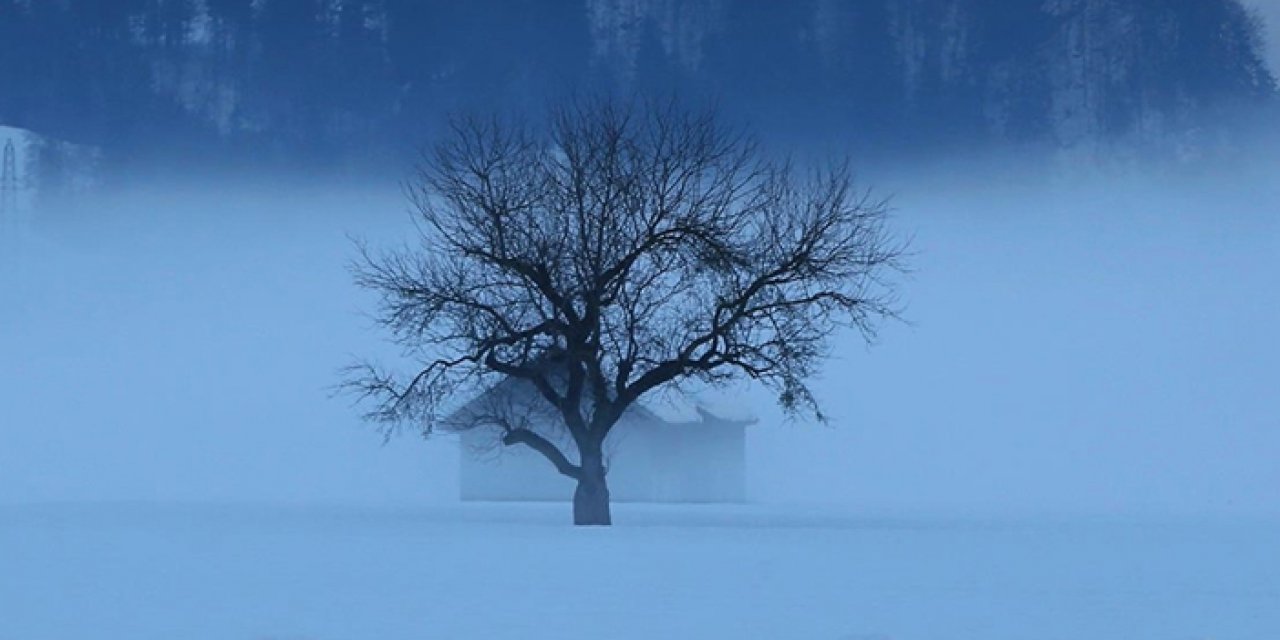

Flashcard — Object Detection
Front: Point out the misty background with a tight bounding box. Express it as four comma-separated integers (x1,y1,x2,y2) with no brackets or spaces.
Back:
2,0,1279,518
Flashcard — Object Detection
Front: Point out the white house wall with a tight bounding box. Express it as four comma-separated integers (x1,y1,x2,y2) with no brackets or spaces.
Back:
459,414,747,503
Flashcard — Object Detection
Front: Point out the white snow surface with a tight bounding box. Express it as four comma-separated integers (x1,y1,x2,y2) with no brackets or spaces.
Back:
1,502,1276,640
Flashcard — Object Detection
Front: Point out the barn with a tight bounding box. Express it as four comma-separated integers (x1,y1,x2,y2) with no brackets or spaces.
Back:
450,376,755,504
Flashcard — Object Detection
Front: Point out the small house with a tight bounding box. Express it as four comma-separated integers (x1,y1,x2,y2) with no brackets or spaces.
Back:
450,376,755,503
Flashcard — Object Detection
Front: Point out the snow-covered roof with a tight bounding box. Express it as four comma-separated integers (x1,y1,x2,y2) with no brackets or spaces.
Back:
638,384,759,425
443,372,760,431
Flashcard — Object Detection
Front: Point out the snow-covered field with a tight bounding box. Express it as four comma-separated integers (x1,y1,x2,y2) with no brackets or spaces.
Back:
2,502,1276,640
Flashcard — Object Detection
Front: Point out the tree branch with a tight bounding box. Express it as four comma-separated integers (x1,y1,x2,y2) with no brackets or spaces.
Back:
502,428,581,479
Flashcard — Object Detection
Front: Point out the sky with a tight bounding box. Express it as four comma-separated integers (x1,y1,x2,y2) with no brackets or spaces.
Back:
1,147,1277,518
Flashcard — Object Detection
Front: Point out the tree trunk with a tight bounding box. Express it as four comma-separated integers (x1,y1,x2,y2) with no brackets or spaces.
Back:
573,453,611,526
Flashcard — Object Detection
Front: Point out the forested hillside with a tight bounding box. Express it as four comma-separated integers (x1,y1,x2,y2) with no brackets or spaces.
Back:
0,0,1273,166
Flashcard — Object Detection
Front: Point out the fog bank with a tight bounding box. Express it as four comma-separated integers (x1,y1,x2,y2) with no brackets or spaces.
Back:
2,156,1277,517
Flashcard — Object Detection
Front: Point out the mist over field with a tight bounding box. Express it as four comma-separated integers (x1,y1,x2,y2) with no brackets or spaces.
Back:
3,2,1280,638
3,145,1277,518
4,141,1279,640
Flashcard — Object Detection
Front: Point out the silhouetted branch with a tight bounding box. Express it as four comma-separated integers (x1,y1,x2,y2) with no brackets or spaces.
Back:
344,94,907,489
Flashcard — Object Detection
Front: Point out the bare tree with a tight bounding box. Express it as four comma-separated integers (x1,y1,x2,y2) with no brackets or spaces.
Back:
346,97,905,526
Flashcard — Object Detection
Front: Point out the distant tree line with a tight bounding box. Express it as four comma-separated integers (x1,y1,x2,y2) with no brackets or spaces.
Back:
0,0,1273,167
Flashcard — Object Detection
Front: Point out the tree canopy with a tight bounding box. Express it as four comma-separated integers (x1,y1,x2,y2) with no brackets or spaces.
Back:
346,97,907,524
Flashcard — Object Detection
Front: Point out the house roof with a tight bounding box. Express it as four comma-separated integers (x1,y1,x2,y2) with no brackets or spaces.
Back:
441,369,759,433
639,385,759,425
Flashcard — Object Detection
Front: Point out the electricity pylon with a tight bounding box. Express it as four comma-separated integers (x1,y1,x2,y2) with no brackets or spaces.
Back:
0,139,16,218
1,138,20,267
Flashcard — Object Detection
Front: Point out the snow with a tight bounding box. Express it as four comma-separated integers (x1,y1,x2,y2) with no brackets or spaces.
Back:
642,382,760,425
1,502,1276,640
